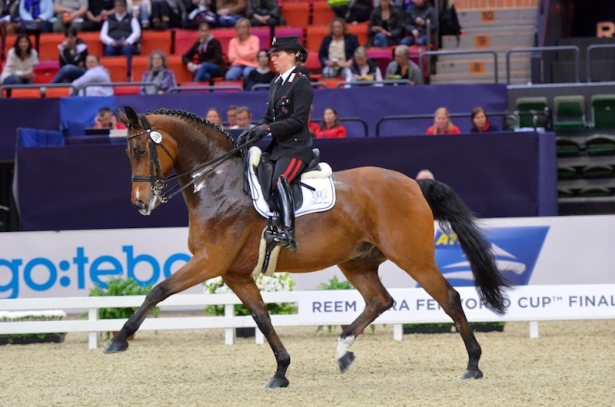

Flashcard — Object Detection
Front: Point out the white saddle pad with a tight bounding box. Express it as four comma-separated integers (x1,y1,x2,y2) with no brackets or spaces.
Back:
247,147,336,218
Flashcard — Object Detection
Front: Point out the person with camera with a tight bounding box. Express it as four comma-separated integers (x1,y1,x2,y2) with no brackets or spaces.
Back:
237,36,313,252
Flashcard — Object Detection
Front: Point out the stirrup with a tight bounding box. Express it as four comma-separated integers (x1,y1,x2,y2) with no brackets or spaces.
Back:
273,230,297,252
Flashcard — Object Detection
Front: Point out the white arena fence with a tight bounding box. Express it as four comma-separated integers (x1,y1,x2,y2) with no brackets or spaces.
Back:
1,285,614,349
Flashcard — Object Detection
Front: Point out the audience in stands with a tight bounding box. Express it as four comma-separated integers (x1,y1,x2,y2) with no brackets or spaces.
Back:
226,105,237,127
345,46,382,84
401,0,436,46
330,0,372,24
224,18,259,83
52,0,88,33
425,107,461,135
385,44,422,84
318,17,359,78
245,49,275,90
315,107,347,139
150,0,185,30
307,105,320,136
1,34,38,85
140,49,177,94
415,169,434,180
18,0,54,32
182,22,225,82
1,0,19,37
215,0,246,28
205,107,223,127
128,0,151,28
100,0,141,80
93,106,127,129
51,27,88,83
230,106,253,129
183,0,215,29
246,0,281,39
82,0,114,31
71,54,113,96
469,106,499,133
368,0,404,47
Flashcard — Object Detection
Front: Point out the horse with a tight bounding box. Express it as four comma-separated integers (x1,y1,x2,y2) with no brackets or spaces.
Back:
106,106,509,388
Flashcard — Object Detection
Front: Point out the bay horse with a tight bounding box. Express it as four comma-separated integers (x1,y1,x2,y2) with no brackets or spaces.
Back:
107,106,509,388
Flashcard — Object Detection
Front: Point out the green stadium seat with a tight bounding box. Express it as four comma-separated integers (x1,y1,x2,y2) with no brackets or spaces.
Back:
581,164,614,179
556,137,582,157
578,186,613,197
585,134,615,156
557,165,577,180
515,96,547,128
553,95,586,131
591,94,615,130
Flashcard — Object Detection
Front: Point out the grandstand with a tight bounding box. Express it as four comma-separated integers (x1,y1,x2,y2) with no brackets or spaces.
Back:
1,0,614,231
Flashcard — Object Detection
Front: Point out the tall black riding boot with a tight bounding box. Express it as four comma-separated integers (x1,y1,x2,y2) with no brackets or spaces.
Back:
274,176,297,252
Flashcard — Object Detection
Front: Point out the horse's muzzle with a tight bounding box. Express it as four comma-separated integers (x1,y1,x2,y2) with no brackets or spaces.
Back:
133,199,152,216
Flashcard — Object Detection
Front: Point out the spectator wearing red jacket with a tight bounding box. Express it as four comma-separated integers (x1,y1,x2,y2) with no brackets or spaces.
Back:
425,107,461,135
315,107,347,139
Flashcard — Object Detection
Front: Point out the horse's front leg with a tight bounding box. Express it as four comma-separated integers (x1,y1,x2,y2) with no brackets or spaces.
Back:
223,274,291,388
103,255,216,354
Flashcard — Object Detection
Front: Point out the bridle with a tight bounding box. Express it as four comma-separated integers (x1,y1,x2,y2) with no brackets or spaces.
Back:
127,114,248,204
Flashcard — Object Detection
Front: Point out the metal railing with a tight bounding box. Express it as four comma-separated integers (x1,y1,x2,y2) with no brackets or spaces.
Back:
507,45,580,85
586,44,615,83
375,111,550,136
419,49,499,84
169,85,243,93
0,83,76,98
335,79,413,88
312,117,370,137
82,82,158,96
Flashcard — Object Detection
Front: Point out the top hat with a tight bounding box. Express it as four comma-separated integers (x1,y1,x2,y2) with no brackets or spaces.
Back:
268,36,308,55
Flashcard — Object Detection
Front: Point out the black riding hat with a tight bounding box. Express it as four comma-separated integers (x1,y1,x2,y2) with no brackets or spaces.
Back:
268,36,308,62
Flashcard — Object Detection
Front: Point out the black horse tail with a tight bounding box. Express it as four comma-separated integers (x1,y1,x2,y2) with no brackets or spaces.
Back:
416,179,509,315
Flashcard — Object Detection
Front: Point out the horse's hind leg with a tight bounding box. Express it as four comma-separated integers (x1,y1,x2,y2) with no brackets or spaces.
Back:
222,273,291,388
335,258,393,374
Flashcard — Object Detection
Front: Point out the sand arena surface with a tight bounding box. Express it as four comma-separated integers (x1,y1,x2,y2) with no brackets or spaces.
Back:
1,319,614,407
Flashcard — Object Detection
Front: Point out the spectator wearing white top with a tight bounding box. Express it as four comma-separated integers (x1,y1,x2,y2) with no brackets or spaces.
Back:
100,0,141,80
71,54,114,96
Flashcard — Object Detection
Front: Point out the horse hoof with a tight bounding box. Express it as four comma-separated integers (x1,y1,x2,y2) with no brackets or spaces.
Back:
103,339,129,354
264,377,289,388
460,369,483,379
338,351,355,374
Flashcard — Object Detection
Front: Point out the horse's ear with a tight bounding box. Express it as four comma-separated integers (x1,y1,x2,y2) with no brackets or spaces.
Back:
121,106,140,128
116,108,129,126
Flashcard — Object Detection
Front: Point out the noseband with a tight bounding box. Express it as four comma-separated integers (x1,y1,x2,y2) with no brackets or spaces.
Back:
127,114,248,204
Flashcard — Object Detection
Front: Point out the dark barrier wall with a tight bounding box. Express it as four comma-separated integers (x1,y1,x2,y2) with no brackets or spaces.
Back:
0,84,506,161
14,132,557,231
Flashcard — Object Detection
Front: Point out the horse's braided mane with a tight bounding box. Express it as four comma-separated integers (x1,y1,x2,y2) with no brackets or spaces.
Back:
149,108,238,148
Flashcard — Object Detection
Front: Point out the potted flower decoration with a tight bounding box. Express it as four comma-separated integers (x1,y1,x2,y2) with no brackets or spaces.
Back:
0,310,68,345
315,276,370,334
203,273,297,338
87,277,159,340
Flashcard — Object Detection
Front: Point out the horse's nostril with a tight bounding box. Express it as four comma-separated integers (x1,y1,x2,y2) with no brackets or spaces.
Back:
133,200,146,210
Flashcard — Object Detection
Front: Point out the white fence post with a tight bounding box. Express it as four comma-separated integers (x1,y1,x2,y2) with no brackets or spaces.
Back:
88,308,98,350
529,321,539,338
224,304,235,345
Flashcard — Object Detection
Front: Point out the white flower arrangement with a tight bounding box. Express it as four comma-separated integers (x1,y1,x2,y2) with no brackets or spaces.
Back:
203,273,297,316
0,310,66,321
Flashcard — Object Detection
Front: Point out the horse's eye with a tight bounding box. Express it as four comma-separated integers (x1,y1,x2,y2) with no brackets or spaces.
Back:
137,147,146,156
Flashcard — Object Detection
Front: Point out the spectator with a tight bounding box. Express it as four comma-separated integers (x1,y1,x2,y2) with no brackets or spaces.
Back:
18,0,54,32
401,0,436,46
0,34,38,85
246,0,282,39
330,0,371,24
51,27,88,83
52,0,88,33
183,0,215,29
182,22,225,83
128,0,150,28
226,105,237,127
416,169,434,179
367,0,404,47
100,0,141,80
345,46,382,84
205,107,223,127
230,106,254,129
318,17,359,78
215,0,246,28
150,0,185,30
385,44,422,85
82,0,114,31
71,54,114,96
470,106,500,133
307,105,320,136
425,107,461,135
224,18,259,82
93,106,127,129
140,50,177,94
1,0,19,37
244,49,275,91
315,107,347,139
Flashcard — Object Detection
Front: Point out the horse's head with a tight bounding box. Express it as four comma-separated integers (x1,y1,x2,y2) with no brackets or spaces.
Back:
118,106,178,216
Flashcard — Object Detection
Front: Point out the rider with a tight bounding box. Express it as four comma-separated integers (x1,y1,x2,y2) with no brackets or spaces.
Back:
238,36,313,252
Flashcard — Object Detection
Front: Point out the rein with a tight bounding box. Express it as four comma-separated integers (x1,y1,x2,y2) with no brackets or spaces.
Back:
128,115,248,204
